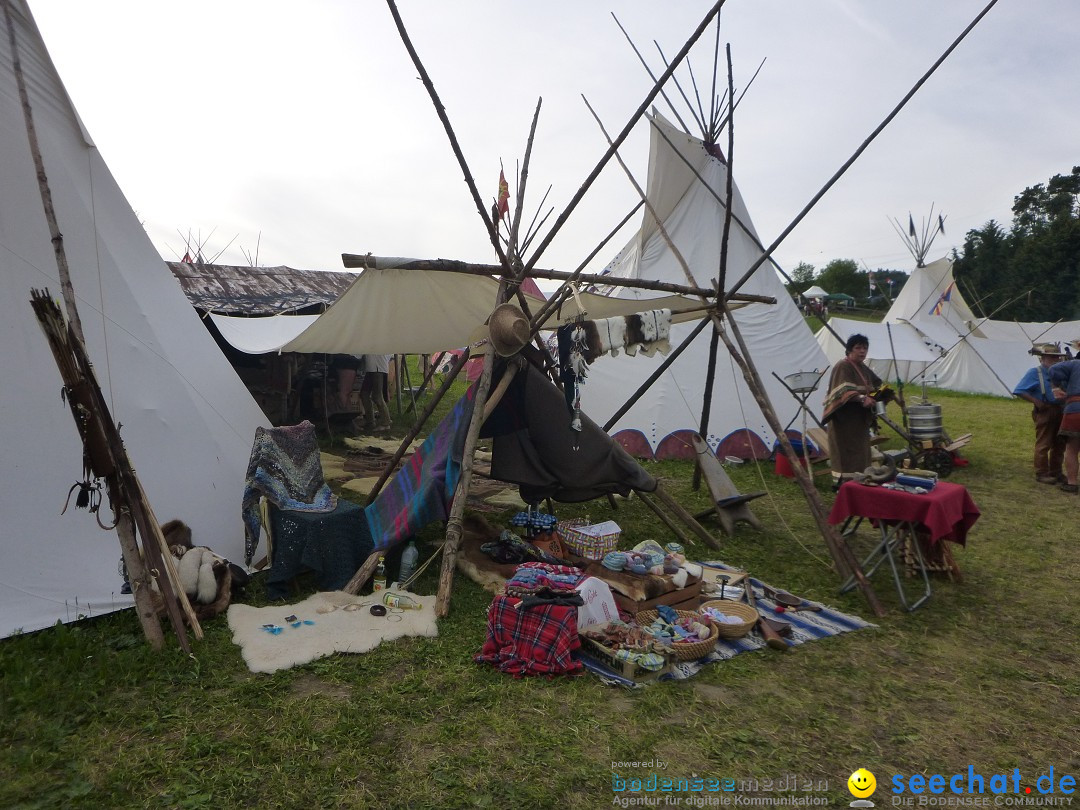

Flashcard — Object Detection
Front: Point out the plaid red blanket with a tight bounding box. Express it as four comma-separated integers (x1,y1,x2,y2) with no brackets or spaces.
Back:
475,593,583,677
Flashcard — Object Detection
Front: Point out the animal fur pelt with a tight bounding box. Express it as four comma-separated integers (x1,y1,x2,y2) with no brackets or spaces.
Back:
149,520,233,621
458,514,518,593
168,545,233,621
161,518,193,549
582,561,677,602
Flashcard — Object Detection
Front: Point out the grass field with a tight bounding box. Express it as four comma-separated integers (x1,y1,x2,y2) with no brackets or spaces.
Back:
2,387,1078,809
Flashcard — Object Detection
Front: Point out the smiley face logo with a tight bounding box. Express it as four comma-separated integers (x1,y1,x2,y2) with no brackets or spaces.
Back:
848,769,876,798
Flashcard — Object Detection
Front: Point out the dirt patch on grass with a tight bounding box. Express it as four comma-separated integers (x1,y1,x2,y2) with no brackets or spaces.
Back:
289,673,352,701
692,682,738,706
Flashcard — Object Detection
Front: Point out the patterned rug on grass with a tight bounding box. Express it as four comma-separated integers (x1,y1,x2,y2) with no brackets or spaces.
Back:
576,564,875,688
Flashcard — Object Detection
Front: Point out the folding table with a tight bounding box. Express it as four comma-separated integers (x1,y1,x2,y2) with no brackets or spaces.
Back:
828,481,980,611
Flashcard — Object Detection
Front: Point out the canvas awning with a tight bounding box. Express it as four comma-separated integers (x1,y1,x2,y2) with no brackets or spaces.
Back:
209,266,723,355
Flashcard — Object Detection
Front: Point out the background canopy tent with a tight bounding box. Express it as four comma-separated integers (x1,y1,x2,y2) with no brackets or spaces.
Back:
0,1,268,638
802,285,829,299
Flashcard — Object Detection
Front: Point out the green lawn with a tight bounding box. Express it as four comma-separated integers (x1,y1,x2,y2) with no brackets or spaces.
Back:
2,388,1077,809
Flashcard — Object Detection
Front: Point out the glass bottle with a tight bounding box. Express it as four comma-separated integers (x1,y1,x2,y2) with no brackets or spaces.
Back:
373,556,387,592
399,540,419,587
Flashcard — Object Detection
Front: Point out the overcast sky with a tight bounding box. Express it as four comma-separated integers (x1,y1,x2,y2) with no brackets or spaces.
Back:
28,0,1079,287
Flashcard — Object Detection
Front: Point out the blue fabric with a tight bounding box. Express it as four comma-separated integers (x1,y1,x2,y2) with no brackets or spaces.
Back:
1050,360,1080,414
1013,365,1057,404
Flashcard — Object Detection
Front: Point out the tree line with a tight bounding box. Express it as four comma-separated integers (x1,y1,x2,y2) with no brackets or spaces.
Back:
784,167,1080,320
952,167,1080,322
787,259,908,309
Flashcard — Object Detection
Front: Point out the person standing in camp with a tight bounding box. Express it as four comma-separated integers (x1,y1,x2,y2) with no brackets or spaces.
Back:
821,333,882,487
1049,348,1080,494
1012,342,1067,485
360,353,392,433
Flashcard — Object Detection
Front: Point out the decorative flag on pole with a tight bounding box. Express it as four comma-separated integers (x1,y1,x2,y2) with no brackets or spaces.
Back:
929,281,955,315
496,170,510,221
909,214,917,238
181,252,194,264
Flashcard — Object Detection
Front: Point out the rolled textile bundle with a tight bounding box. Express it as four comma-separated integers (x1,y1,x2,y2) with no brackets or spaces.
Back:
895,474,937,491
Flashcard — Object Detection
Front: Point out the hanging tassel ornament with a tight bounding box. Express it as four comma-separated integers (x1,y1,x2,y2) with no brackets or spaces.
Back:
569,324,589,434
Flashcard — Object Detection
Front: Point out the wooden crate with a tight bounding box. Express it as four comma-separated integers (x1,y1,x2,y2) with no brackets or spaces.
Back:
612,578,702,619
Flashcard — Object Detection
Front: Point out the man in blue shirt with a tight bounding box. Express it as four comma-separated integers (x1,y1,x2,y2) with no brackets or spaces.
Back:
1013,342,1068,484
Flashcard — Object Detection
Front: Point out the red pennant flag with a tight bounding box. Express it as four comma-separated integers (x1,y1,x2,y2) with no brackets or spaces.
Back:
497,170,510,220
181,252,194,264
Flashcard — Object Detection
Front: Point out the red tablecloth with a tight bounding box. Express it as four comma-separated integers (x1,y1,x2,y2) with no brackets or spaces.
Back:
828,481,980,545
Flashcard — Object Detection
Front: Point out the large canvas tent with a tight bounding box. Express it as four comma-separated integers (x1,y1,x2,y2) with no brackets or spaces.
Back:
578,112,830,460
817,257,1080,396
0,1,268,638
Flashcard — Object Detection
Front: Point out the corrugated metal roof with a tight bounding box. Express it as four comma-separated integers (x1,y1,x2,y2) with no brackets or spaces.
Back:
168,261,358,315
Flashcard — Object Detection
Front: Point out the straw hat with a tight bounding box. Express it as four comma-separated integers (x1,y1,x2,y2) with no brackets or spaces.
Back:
1030,342,1067,358
487,303,530,357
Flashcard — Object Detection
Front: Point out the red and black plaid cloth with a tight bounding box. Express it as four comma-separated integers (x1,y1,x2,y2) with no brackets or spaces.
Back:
475,593,583,677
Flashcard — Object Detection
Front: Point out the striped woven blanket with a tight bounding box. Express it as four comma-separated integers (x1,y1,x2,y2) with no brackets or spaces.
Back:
364,385,476,552
577,569,875,688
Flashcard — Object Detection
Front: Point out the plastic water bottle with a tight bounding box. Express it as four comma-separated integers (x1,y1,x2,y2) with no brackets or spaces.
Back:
398,540,419,588
373,556,387,592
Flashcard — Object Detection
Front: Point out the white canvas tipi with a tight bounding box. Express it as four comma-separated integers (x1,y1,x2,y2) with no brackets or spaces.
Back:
584,112,829,459
0,1,268,638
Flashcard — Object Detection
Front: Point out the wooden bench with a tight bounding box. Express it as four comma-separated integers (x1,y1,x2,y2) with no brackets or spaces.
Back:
690,434,765,536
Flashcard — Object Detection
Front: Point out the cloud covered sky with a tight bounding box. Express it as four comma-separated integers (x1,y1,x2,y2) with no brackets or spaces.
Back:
28,0,1079,286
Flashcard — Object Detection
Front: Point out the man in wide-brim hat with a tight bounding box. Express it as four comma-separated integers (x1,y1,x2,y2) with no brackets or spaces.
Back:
1013,342,1068,485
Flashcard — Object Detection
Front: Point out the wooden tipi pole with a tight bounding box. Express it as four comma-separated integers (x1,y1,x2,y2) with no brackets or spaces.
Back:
588,89,882,613
694,44,736,490
711,303,885,616
724,0,1002,300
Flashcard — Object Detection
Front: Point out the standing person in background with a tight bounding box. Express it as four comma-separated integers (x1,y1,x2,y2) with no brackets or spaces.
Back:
1049,348,1080,494
821,333,882,488
1013,342,1067,485
360,353,392,433
328,354,364,415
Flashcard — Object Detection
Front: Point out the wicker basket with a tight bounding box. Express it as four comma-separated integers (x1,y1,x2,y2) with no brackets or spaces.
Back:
579,636,673,683
557,518,621,561
637,609,720,661
698,600,758,639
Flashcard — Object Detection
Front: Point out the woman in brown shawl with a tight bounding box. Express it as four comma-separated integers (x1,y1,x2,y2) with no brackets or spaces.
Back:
822,333,882,485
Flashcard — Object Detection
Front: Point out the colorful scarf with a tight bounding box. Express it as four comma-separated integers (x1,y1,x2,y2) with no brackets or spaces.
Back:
241,421,337,565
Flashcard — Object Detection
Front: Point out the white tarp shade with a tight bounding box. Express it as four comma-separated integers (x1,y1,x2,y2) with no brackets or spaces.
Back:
579,112,829,458
211,313,318,355
817,317,941,386
0,2,268,638
802,285,828,298
209,266,718,356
